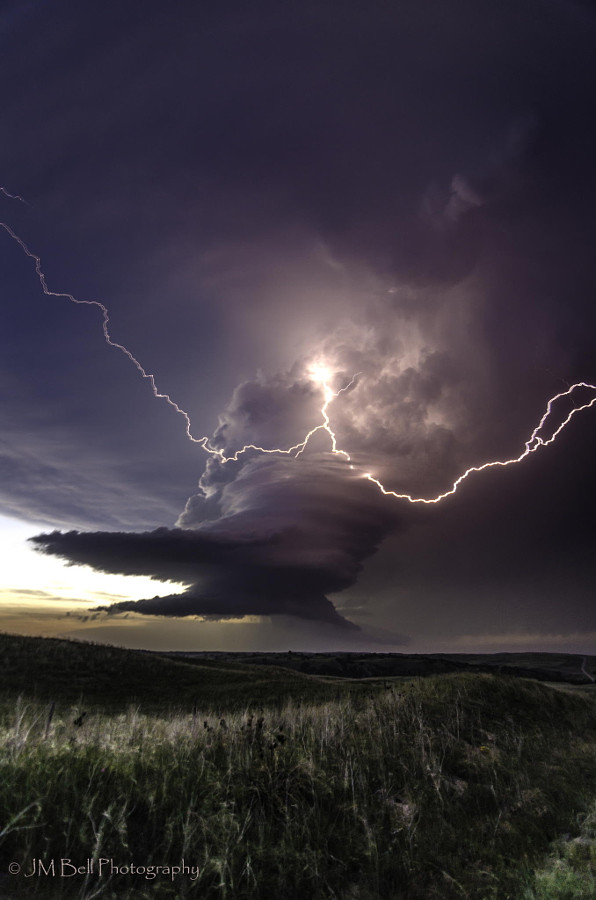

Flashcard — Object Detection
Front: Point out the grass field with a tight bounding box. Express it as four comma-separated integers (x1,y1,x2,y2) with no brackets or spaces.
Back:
0,634,595,899
0,633,367,712
160,649,596,684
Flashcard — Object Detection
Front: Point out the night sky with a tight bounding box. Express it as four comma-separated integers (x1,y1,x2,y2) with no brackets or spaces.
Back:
1,0,595,652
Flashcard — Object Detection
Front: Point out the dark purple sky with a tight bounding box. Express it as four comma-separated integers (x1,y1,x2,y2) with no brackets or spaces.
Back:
1,0,595,652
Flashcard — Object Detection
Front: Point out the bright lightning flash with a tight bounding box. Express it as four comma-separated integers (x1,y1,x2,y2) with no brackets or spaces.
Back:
363,382,596,503
2,207,596,507
308,363,335,397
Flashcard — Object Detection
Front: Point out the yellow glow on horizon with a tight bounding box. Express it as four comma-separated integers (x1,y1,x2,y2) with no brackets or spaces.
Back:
0,515,187,613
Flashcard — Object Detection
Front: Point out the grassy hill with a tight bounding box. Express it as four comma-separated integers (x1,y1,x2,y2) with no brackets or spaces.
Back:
160,648,596,684
2,634,593,715
1,633,595,898
0,668,595,899
0,632,373,712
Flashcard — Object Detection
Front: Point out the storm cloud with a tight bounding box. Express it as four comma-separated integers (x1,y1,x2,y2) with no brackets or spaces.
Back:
2,0,596,647
32,454,402,628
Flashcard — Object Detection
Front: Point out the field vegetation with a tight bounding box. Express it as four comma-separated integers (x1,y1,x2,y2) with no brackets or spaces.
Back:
0,634,595,898
167,649,595,684
0,633,360,712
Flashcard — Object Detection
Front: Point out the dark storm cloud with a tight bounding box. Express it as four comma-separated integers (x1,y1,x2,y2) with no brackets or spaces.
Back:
101,585,356,631
2,0,596,644
31,455,402,628
207,367,324,460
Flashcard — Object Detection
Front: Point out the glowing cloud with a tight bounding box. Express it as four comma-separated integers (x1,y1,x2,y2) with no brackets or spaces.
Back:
2,216,596,511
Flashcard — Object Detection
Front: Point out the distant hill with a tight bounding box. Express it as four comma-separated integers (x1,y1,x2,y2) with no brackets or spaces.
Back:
0,632,358,711
1,633,593,716
161,649,596,684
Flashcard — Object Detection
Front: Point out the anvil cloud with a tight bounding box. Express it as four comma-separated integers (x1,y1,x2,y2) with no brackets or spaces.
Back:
1,0,596,648
32,455,401,629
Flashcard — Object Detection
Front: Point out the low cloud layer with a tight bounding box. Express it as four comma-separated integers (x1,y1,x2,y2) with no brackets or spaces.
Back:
32,455,402,628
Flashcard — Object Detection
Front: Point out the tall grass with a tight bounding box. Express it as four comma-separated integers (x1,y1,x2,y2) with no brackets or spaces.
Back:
1,674,595,899
522,800,596,900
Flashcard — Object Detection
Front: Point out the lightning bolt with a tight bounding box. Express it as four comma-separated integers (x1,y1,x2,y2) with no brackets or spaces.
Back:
0,186,29,205
295,372,360,461
0,218,357,465
0,220,214,451
361,382,596,503
2,216,596,505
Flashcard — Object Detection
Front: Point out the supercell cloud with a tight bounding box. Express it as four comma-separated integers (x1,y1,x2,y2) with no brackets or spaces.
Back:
32,452,401,629
2,0,595,643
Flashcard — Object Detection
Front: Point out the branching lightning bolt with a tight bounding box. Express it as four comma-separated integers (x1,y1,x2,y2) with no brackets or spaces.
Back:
0,218,358,464
362,382,596,503
3,215,596,505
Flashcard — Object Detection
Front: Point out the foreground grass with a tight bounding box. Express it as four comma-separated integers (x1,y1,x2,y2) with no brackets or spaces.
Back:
1,674,595,899
523,800,596,899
